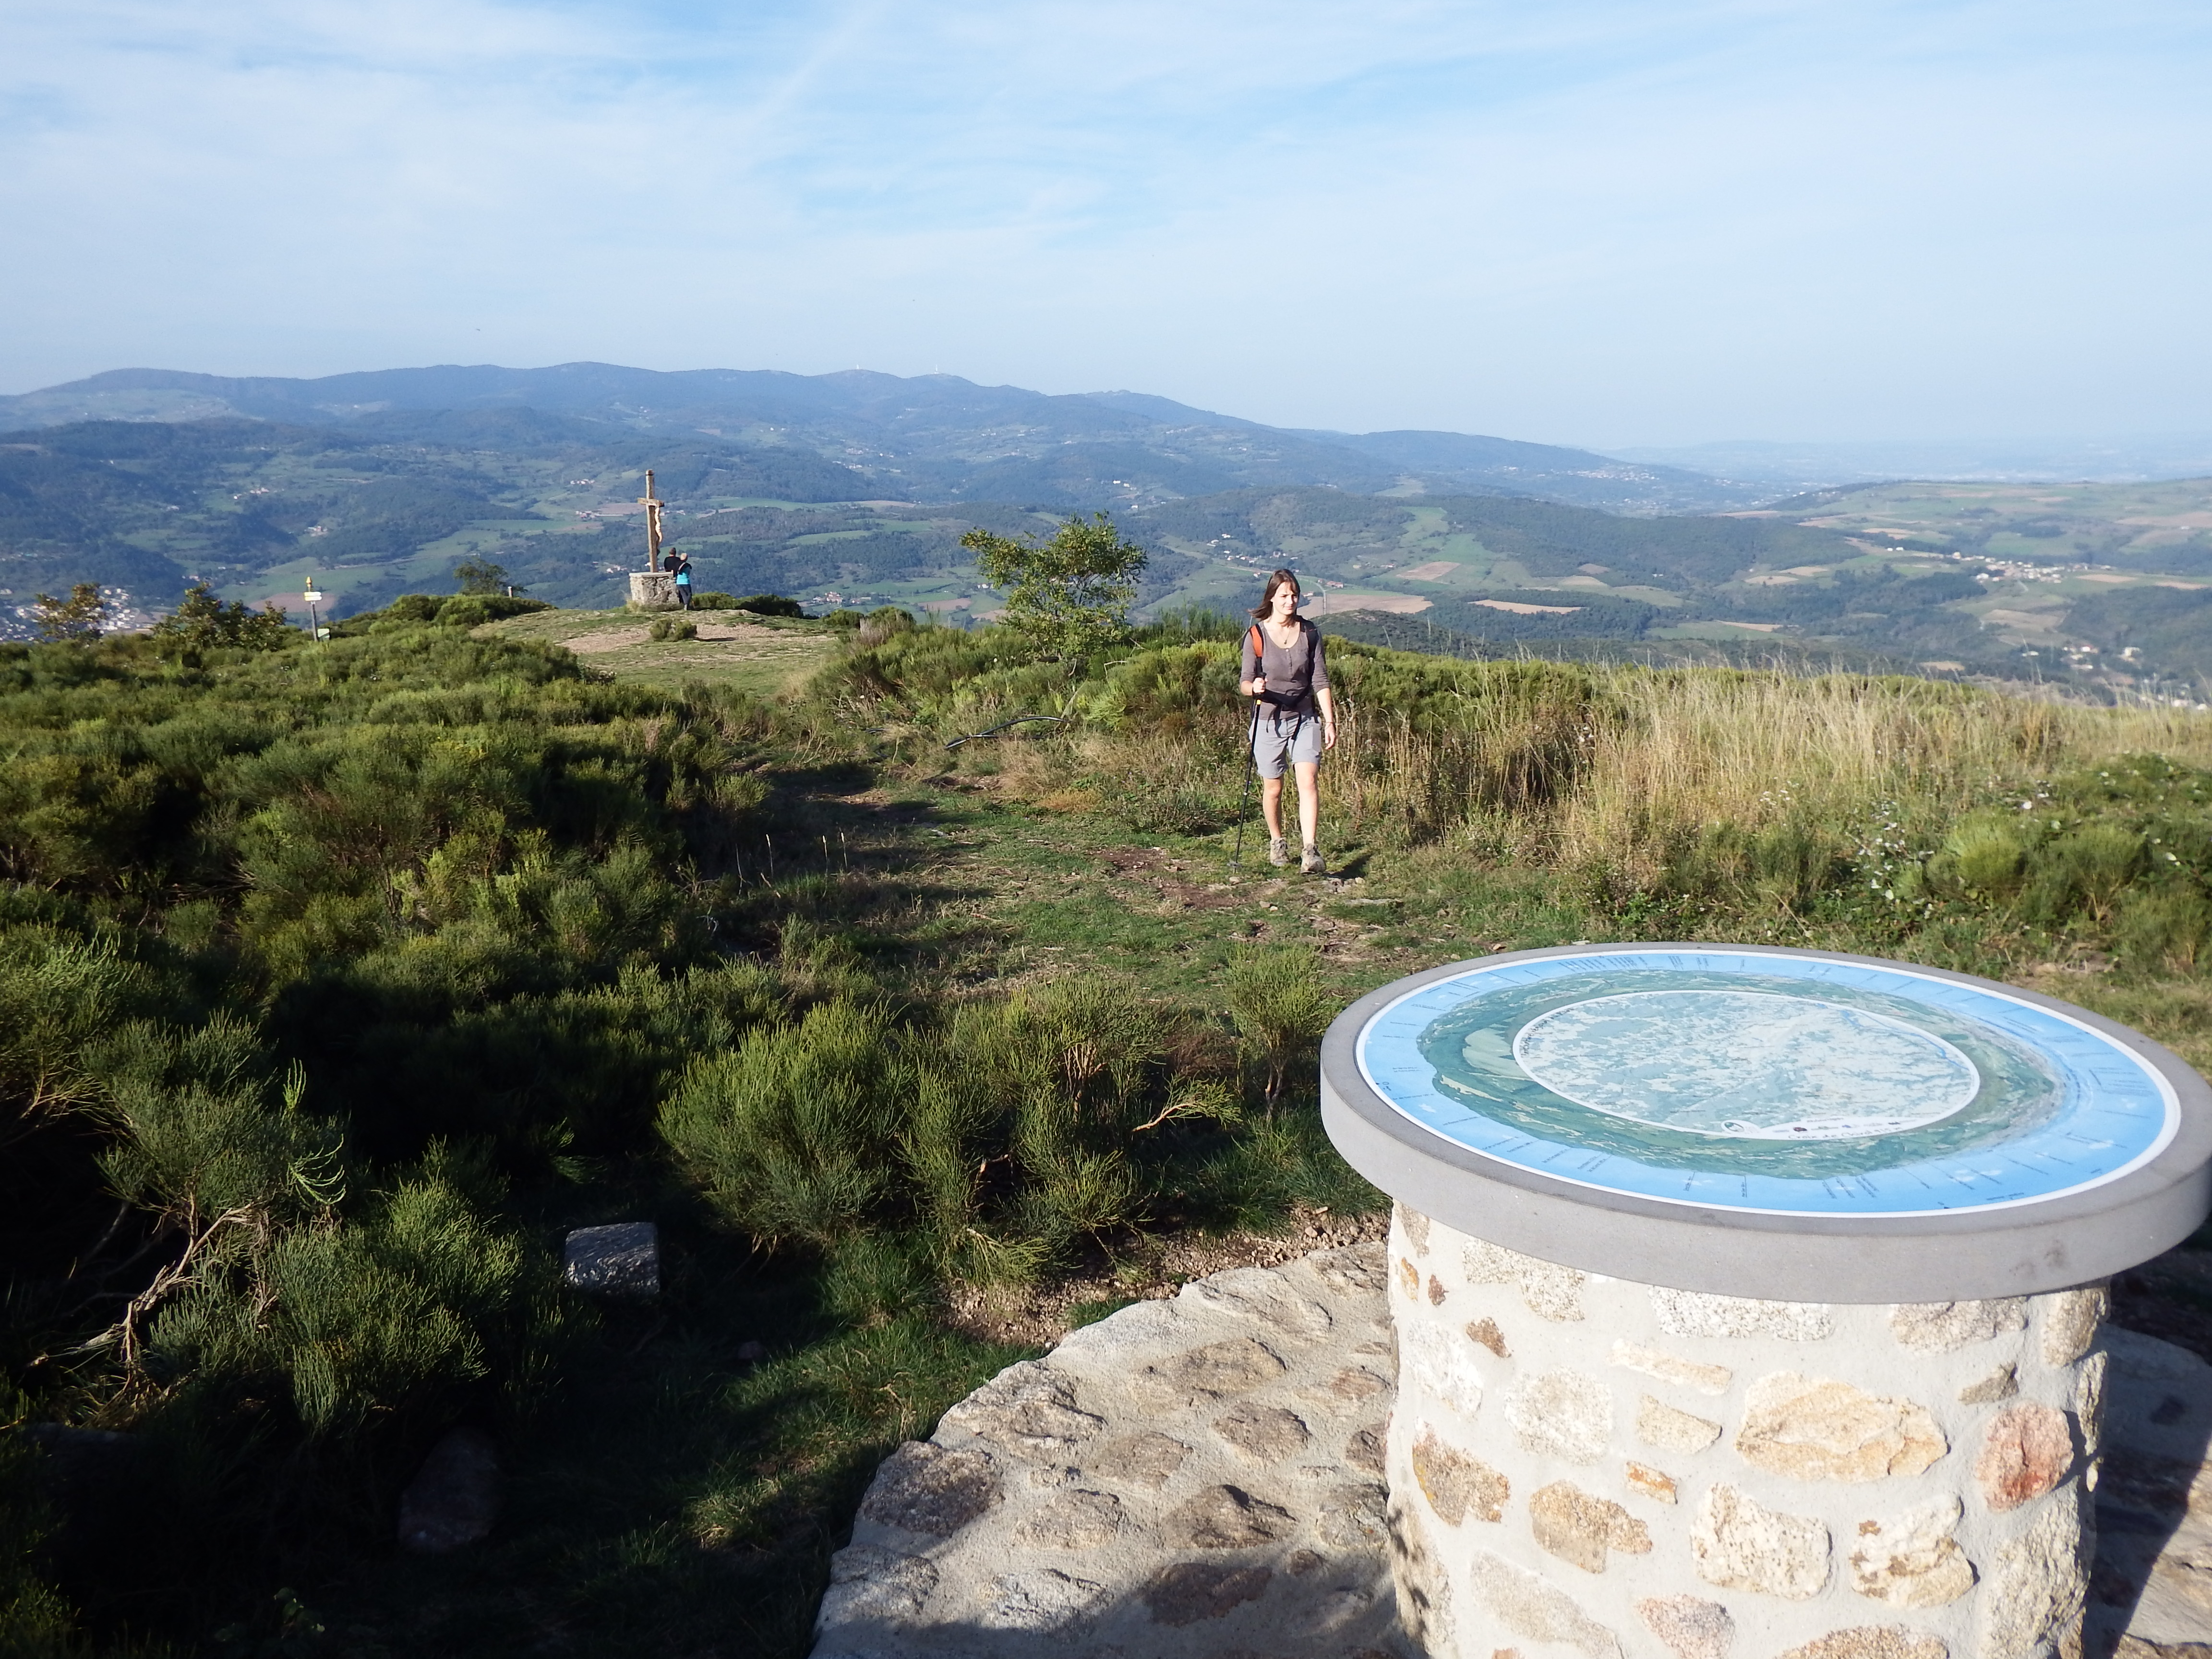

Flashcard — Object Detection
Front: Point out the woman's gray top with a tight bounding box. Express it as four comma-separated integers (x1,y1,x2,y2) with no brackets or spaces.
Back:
1240,619,1330,716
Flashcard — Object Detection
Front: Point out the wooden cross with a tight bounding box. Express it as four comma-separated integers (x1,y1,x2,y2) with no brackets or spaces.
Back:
638,469,665,571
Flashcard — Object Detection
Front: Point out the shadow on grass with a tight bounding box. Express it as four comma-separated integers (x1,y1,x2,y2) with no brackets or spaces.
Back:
313,1222,1035,1659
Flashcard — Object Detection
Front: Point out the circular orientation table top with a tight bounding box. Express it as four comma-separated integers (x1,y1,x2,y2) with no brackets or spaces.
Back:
1321,944,2212,1301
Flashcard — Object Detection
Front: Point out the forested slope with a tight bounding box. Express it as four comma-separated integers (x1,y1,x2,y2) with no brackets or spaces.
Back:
11,404,2212,698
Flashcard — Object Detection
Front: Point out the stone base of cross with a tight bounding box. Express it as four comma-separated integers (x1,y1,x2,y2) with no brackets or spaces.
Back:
627,572,679,612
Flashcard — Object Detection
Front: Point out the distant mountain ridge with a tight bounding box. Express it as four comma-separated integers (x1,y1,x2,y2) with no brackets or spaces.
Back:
0,362,1760,515
1612,435,2212,488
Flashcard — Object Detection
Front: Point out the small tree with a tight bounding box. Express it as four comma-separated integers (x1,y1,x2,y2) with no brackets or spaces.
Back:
148,584,294,656
453,557,518,596
960,512,1147,660
31,583,111,642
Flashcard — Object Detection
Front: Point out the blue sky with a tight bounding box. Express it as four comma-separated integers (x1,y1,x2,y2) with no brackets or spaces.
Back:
3,0,2208,445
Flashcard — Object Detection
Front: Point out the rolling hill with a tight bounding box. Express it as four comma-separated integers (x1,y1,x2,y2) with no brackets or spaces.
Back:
0,363,1759,514
3,365,2210,699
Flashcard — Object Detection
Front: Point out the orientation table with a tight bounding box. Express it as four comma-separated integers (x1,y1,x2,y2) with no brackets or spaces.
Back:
1321,944,2212,1659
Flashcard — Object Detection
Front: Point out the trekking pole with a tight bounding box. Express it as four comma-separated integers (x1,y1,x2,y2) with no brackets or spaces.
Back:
1230,696,1261,866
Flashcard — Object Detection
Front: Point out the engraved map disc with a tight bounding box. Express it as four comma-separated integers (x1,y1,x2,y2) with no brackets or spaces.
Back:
1352,947,2180,1217
1510,989,1980,1141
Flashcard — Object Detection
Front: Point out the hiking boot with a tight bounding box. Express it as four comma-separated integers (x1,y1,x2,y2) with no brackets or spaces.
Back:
1300,843,1326,875
1267,836,1290,867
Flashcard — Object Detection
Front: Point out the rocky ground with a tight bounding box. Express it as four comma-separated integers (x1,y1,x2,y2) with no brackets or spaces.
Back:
816,1245,2212,1659
817,1244,1403,1657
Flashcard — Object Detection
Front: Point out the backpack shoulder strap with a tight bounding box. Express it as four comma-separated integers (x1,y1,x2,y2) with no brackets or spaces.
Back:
1248,623,1264,658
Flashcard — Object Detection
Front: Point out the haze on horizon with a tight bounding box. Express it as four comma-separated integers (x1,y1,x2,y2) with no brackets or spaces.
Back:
3,0,2208,452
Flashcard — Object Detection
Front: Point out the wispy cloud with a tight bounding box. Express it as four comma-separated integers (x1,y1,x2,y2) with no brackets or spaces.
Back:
2,0,2208,442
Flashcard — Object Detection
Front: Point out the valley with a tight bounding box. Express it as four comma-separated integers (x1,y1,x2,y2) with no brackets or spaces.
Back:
3,366,2211,699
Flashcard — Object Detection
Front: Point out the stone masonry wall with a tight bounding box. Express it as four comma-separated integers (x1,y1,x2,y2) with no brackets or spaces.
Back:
815,1245,1408,1657
1387,1205,2107,1659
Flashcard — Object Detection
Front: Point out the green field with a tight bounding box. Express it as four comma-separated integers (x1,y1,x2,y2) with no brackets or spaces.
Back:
1767,477,2212,567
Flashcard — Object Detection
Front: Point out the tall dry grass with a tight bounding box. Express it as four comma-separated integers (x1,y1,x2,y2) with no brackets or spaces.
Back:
1556,674,2212,888
1274,656,2212,909
1328,675,1594,844
833,626,2212,905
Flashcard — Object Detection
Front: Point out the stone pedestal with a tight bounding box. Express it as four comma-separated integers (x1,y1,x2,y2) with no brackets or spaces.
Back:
816,1242,2212,1659
627,571,678,611
1322,945,2212,1659
1384,1205,2107,1659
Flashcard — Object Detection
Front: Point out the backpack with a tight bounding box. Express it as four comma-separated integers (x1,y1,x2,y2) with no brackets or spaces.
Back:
1248,619,1315,709
1247,618,1313,659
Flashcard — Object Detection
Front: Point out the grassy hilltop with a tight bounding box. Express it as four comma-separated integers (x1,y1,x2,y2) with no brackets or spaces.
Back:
5,598,2212,1654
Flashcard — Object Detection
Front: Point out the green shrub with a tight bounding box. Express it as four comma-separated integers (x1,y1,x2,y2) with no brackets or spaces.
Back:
855,608,916,648
151,1172,527,1436
89,1016,343,1237
660,999,901,1247
2025,823,2143,924
897,1063,996,1267
733,594,805,618
1095,642,1240,735
346,593,549,630
149,584,295,657
658,976,1182,1276
819,1233,935,1327
1937,811,2030,897
377,595,445,624
437,595,496,628
0,929,143,1116
649,616,698,642
1224,944,1332,1117
0,1377,80,1656
2117,887,2212,972
437,593,549,627
1131,605,1241,645
974,977,1165,1260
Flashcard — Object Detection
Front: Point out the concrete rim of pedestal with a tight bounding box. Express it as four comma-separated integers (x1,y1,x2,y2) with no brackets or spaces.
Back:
1321,943,2212,1302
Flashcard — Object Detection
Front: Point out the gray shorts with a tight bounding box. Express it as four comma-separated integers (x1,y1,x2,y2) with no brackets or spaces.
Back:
1252,707,1323,778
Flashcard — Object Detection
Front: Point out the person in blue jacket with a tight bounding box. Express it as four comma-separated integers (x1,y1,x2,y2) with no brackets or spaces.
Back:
669,553,693,610
1238,569,1338,872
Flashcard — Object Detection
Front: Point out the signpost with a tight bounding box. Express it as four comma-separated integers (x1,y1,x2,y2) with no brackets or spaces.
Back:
302,578,325,642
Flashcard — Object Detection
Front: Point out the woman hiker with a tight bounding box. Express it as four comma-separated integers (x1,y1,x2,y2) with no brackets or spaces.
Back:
1239,568,1338,873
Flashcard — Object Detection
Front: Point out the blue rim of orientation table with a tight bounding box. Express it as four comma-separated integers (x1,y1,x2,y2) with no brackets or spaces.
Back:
1319,945,2212,1301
